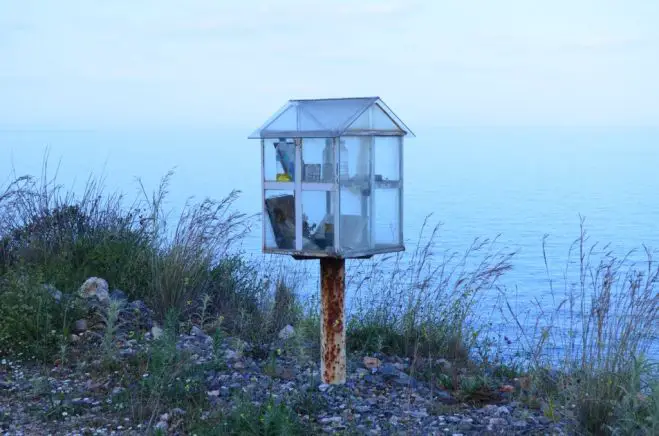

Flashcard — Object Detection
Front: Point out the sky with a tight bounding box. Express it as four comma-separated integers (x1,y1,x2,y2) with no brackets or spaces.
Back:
1,0,658,130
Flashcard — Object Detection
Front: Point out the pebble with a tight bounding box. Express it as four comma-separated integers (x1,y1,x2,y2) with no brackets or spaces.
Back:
0,300,572,436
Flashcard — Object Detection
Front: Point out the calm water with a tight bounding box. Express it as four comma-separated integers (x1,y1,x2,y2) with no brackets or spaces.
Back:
2,126,658,359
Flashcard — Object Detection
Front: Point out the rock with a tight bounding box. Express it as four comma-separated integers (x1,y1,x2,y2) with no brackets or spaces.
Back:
225,350,242,362
74,319,88,333
435,390,458,404
274,365,296,380
154,420,168,432
499,384,514,393
363,357,381,370
318,383,330,392
319,416,342,425
191,325,207,337
489,418,507,426
379,363,400,379
151,326,164,340
406,409,429,419
278,325,296,340
78,277,110,306
436,358,452,371
495,406,510,416
512,420,527,429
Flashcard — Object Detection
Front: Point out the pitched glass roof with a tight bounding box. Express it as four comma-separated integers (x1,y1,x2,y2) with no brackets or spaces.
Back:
248,97,414,139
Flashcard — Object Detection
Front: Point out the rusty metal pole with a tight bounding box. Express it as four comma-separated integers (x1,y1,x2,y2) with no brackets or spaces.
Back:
320,257,346,385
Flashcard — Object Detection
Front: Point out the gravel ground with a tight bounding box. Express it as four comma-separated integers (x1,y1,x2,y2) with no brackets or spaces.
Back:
1,328,572,436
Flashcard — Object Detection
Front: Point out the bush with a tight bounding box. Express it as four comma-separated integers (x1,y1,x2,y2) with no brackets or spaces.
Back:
345,216,515,360
0,163,256,327
0,268,84,362
0,169,152,295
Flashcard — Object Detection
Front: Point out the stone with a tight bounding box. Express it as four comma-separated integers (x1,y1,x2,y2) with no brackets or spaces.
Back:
512,420,527,429
191,325,207,337
495,406,510,416
74,319,88,333
379,363,400,379
320,416,342,425
278,325,296,340
406,409,429,419
318,383,330,392
78,277,110,306
151,326,164,340
489,418,507,426
499,384,514,393
225,350,242,362
274,365,296,380
435,390,457,404
154,420,168,432
363,356,381,370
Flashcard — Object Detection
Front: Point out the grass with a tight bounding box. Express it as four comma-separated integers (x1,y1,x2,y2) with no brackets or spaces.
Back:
500,218,659,435
1,158,657,435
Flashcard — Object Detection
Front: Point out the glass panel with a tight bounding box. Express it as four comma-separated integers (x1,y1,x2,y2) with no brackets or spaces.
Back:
264,190,296,250
374,137,400,183
264,138,296,182
339,185,371,253
347,104,402,132
301,138,333,183
296,98,375,134
339,136,373,253
301,191,335,251
264,105,298,133
340,136,371,182
373,188,400,247
371,104,401,130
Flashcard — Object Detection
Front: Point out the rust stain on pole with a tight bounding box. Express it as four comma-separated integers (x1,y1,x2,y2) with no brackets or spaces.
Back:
320,257,346,385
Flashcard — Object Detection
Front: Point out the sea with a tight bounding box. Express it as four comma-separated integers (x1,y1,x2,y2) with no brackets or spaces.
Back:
2,126,658,362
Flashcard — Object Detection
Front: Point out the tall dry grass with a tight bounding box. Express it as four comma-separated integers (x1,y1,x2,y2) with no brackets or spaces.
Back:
500,217,658,435
343,214,516,359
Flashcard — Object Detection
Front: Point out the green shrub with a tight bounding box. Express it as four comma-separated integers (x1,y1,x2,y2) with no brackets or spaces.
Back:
217,395,308,436
0,267,84,362
345,217,515,361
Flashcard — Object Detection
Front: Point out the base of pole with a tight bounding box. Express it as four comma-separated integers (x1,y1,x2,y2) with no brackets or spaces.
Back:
320,257,346,385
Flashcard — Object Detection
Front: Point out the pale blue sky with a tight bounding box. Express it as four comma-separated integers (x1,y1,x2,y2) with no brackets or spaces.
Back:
1,0,658,129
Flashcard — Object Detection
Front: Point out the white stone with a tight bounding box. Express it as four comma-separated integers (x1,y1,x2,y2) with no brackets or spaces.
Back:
78,277,110,305
151,326,163,339
278,325,296,340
